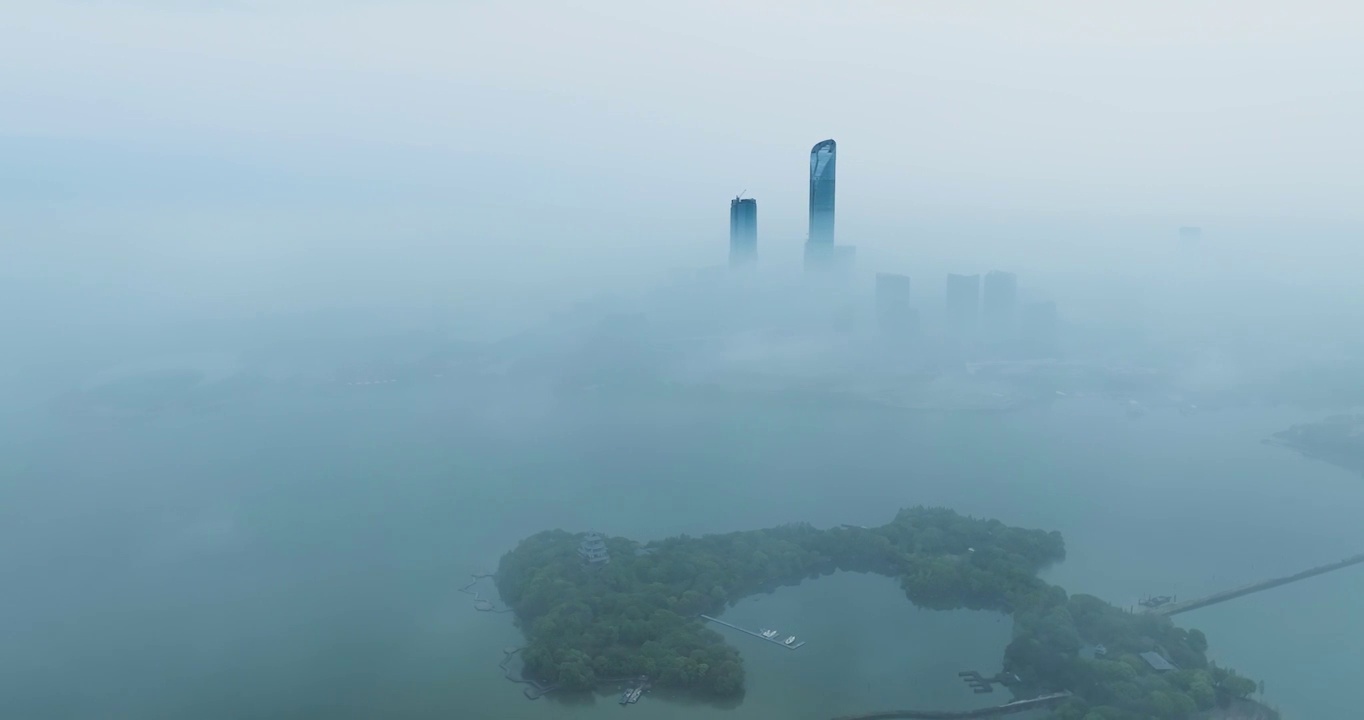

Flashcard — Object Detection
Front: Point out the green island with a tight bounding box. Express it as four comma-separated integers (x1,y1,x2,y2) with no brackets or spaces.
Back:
495,507,1270,720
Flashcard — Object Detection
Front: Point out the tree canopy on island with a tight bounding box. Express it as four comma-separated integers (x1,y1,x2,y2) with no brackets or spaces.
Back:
495,507,1270,720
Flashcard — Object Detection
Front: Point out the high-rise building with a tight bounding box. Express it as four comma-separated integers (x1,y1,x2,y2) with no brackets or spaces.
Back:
945,273,981,330
804,139,837,270
981,270,1018,338
875,273,916,336
729,197,757,267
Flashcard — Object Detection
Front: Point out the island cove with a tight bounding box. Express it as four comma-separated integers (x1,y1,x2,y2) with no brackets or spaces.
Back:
495,507,1270,720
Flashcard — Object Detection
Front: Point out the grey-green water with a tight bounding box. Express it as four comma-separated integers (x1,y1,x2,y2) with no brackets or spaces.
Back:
3,384,1360,719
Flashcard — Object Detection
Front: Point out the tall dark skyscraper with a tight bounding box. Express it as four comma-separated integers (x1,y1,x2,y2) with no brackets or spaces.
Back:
981,270,1018,337
729,197,757,267
804,139,837,269
945,273,981,330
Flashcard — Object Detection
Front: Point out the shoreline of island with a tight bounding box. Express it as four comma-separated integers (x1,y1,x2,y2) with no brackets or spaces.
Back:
489,507,1273,719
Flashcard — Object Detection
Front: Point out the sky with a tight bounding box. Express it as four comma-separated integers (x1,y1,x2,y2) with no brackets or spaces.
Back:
3,0,1364,329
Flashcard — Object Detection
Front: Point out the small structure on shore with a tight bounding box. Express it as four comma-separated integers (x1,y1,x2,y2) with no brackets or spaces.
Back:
618,675,649,705
578,532,610,565
1139,651,1177,672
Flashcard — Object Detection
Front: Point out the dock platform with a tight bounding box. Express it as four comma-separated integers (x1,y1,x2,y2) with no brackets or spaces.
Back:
699,614,806,650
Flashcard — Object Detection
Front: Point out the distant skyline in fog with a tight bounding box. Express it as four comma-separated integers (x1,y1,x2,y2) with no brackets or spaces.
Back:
4,1,1364,327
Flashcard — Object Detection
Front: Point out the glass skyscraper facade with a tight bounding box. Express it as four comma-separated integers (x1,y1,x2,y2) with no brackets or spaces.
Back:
805,139,837,268
729,197,757,267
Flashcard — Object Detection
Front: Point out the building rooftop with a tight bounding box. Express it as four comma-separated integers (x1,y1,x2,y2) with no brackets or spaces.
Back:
1139,651,1177,672
578,532,610,564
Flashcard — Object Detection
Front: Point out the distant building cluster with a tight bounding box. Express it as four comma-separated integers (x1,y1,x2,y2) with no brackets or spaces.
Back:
721,137,1063,360
722,139,854,274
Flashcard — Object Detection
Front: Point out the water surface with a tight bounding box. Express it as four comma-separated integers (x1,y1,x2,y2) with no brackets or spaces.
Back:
2,385,1359,719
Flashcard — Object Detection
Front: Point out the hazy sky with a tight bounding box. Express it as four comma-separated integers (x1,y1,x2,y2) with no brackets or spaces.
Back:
4,1,1364,325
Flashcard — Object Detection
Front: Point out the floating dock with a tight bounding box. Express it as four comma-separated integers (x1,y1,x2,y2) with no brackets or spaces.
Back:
699,614,806,650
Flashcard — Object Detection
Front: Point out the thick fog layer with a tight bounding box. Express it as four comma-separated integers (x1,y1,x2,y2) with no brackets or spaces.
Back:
5,3,1364,340
3,3,1364,720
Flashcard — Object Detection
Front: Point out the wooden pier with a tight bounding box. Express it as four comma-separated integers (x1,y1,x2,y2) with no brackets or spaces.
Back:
830,691,1072,720
1150,552,1364,617
699,614,806,650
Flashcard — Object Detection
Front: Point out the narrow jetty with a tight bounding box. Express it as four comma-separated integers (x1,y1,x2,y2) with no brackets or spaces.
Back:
831,691,1072,720
1151,553,1364,617
460,573,512,613
499,647,559,699
699,614,806,650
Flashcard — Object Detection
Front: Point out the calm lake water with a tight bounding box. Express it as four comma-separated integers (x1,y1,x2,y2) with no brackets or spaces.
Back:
2,382,1360,719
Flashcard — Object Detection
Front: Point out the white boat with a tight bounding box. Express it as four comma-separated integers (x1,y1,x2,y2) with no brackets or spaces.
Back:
760,629,778,639
784,636,796,645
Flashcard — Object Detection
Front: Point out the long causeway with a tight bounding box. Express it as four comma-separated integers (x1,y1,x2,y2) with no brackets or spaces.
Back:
829,692,1072,720
1151,552,1364,617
